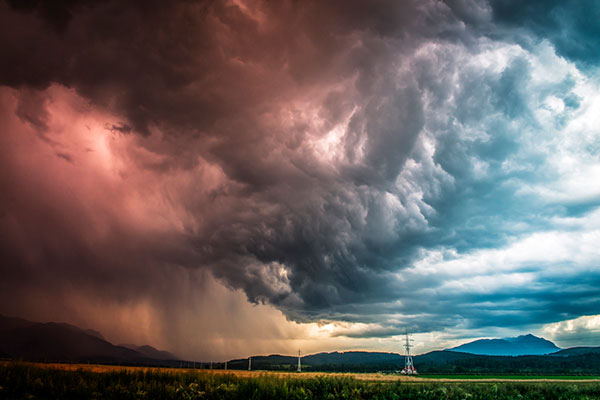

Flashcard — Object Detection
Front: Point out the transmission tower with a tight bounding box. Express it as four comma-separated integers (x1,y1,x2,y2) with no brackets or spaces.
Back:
401,331,417,374
297,350,301,372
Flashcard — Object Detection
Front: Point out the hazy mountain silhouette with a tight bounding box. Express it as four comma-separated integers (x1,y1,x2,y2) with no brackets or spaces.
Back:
0,315,177,364
84,329,105,340
120,344,177,360
447,334,561,356
0,315,36,331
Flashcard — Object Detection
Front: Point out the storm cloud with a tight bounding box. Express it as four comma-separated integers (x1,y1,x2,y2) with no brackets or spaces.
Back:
1,0,599,358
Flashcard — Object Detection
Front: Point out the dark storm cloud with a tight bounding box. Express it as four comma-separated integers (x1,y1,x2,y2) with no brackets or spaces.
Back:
488,0,600,67
0,0,455,135
1,0,599,347
0,0,462,319
5,0,100,33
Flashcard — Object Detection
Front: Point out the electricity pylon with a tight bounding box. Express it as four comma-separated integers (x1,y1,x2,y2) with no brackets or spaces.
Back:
401,331,417,374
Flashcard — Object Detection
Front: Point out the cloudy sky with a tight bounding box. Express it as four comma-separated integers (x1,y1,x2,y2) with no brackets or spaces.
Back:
1,0,599,361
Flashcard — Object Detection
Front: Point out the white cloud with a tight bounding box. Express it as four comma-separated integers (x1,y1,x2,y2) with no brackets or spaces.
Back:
541,315,600,347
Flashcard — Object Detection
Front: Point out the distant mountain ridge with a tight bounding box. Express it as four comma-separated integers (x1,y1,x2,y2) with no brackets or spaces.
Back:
226,346,600,374
552,347,600,357
228,351,405,370
0,314,178,364
447,334,561,356
2,316,599,374
120,344,177,360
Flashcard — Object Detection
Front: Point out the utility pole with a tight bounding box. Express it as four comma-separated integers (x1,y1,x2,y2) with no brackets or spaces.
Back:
248,356,252,371
224,361,227,370
401,330,417,374
297,350,301,372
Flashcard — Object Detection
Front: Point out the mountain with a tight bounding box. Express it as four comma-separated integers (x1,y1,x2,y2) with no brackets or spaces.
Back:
0,315,178,365
551,346,600,357
84,329,105,340
226,351,406,371
226,347,600,374
0,315,36,332
447,334,561,356
2,315,596,374
304,351,404,366
120,344,177,360
415,350,479,364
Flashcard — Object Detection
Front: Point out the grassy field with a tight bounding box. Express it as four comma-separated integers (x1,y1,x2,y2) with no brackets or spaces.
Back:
7,362,600,382
2,362,600,399
418,374,600,381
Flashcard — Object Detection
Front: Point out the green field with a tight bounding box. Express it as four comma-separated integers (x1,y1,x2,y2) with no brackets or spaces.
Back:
419,374,600,380
2,362,600,399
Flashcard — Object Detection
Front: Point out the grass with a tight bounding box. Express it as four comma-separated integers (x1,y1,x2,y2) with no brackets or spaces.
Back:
418,374,600,380
1,362,600,399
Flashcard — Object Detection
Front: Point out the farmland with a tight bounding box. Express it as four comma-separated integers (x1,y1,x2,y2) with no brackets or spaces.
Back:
2,362,600,399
